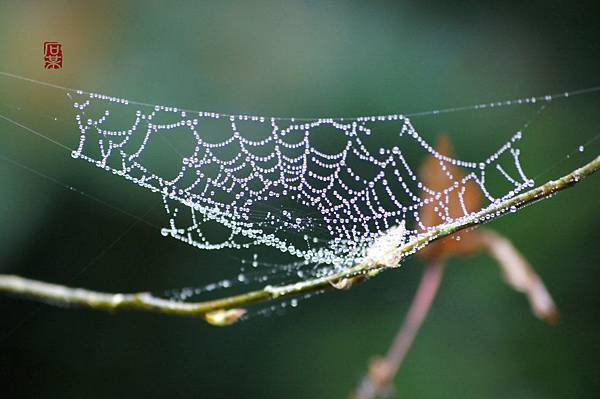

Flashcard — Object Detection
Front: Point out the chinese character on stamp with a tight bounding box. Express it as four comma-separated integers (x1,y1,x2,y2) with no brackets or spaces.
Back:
43,41,62,69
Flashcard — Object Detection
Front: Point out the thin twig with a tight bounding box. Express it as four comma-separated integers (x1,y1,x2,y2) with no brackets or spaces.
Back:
0,155,598,323
352,261,444,399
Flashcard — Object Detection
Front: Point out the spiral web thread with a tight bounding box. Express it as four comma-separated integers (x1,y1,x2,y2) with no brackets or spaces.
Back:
69,90,535,280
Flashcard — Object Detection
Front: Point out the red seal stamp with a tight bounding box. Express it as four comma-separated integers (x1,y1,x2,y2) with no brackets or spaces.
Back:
43,41,62,69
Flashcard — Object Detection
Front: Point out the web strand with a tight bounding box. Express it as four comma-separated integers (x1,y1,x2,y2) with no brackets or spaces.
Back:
1,70,600,121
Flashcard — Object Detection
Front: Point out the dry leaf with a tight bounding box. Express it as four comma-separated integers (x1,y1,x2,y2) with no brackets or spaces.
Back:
478,230,559,323
417,134,483,262
204,308,247,326
416,134,558,323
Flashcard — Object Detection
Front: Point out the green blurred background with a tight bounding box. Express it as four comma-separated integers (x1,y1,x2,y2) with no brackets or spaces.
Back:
1,1,599,397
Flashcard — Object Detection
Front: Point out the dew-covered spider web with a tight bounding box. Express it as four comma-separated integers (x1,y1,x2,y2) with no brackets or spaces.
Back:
70,90,535,271
1,71,599,314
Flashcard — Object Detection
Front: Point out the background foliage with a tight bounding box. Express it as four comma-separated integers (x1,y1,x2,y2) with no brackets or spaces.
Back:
1,1,599,397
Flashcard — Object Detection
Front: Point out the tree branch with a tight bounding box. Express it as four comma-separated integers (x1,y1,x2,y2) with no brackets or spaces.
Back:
1,155,599,324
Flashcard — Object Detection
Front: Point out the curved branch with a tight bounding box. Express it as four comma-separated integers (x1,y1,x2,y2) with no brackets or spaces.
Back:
1,155,599,324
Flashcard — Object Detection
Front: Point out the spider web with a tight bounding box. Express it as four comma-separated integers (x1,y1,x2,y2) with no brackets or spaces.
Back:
1,71,598,315
70,90,533,275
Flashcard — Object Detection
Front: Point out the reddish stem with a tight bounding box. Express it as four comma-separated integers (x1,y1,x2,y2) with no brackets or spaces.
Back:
353,261,445,399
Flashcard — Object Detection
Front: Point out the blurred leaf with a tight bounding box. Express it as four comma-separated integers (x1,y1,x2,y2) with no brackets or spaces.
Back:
478,230,559,324
417,134,558,323
418,134,484,262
